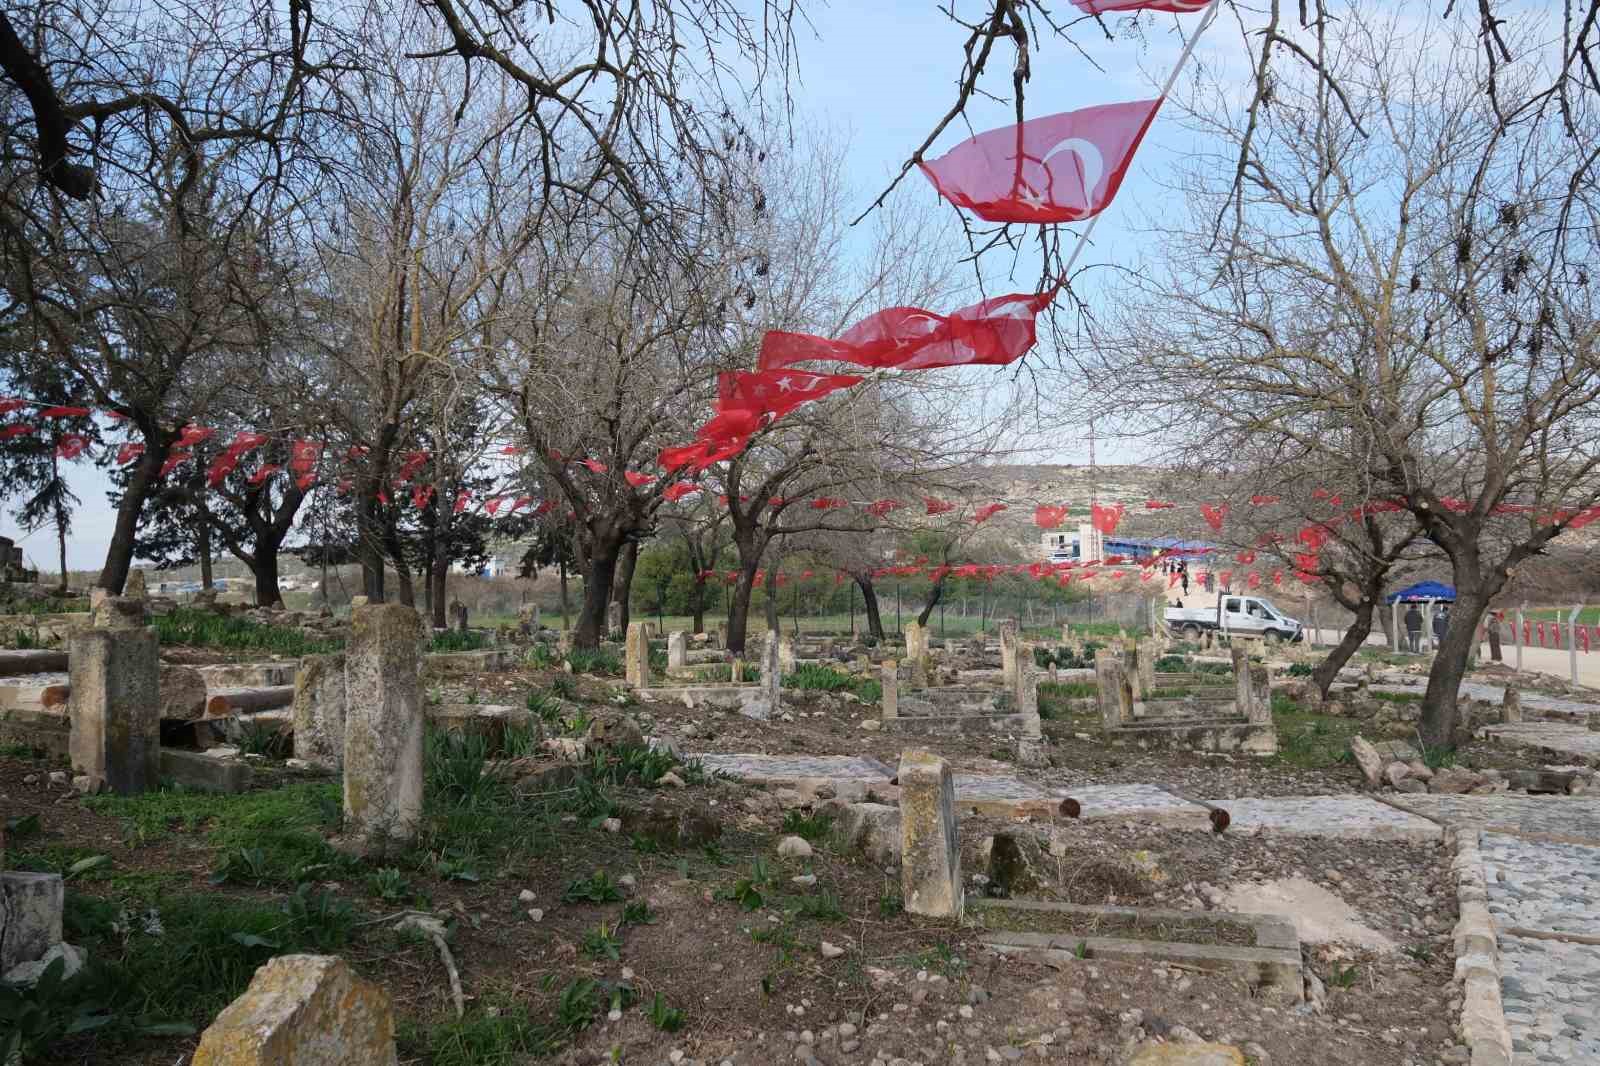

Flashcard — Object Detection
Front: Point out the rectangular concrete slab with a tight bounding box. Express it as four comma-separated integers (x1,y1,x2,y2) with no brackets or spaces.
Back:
1386,794,1600,843
1479,722,1600,765
1480,831,1600,939
160,748,254,793
1221,795,1443,842
1066,784,1213,827
689,753,894,786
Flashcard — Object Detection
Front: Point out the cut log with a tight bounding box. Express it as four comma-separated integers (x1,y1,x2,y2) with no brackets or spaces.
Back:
204,685,295,717
0,650,69,677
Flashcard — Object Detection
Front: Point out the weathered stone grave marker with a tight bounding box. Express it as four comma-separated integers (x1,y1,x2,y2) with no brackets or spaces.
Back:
899,749,962,919
343,604,424,855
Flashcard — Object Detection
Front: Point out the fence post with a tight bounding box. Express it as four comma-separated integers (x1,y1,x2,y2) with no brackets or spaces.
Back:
1391,601,1401,654
1569,604,1583,686
1515,605,1524,672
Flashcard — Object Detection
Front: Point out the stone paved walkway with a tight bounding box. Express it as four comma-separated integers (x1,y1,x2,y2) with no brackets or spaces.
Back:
1478,721,1600,764
1388,794,1600,842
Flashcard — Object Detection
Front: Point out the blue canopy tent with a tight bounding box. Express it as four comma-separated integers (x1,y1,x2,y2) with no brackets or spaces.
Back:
1387,580,1456,604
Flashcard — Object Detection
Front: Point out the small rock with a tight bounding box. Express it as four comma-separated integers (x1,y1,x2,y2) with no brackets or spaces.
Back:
601,817,622,833
48,771,68,785
285,758,312,770
1349,735,1383,787
618,874,637,890
2,943,87,986
820,941,846,959
658,771,687,788
518,889,536,903
861,720,881,731
792,874,818,887
777,835,814,859
527,908,544,922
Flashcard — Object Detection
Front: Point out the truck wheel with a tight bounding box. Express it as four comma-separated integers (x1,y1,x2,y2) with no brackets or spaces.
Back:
1182,624,1202,640
1263,630,1283,647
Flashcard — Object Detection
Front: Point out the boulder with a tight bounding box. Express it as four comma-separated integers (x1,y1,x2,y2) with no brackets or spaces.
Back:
1383,761,1411,790
1349,735,1384,788
583,712,646,752
158,665,209,720
192,954,396,1065
1429,767,1484,794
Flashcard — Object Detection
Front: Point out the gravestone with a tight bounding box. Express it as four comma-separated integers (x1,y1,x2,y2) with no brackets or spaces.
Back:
715,622,728,650
667,631,687,669
905,622,931,687
778,634,795,675
998,620,1019,688
1015,659,1046,766
450,600,468,634
343,605,424,855
1095,649,1133,729
881,660,898,720
68,618,160,794
1135,637,1156,693
0,871,63,975
761,630,782,709
292,653,347,771
123,568,147,599
898,750,962,919
607,602,623,637
1501,688,1522,724
625,622,651,688
192,954,397,1065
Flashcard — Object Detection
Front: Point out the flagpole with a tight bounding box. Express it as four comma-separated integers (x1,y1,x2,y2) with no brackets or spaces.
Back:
1053,0,1225,285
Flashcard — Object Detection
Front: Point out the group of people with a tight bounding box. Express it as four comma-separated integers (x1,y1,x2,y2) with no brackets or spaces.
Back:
1403,601,1450,653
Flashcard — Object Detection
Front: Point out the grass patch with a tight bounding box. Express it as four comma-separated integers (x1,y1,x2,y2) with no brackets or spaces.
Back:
1272,697,1360,769
783,663,881,702
399,1001,562,1066
969,902,1257,946
430,630,488,653
153,607,341,656
1371,690,1422,703
567,648,622,677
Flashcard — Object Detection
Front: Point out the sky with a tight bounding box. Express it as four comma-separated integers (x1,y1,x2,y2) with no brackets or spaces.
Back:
0,1,1256,575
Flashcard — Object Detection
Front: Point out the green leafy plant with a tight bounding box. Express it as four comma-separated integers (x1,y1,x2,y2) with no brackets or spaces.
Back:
548,675,577,700
367,867,412,902
580,922,622,961
424,730,510,809
1073,940,1089,960
430,630,488,653
567,649,623,677
877,888,904,917
621,900,656,926
646,992,685,1033
525,690,564,724
563,869,624,904
281,884,354,951
1328,964,1360,989
781,810,834,844
236,719,290,758
152,607,340,656
788,890,844,922
726,878,764,911
526,643,559,670
554,978,600,1031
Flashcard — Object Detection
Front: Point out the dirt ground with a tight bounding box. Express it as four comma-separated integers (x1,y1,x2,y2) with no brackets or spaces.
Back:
0,656,1480,1066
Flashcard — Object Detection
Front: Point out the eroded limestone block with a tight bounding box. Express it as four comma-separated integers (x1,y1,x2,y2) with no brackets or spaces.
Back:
293,653,346,771
0,871,63,974
343,606,423,854
898,749,962,919
68,625,160,794
192,954,397,1065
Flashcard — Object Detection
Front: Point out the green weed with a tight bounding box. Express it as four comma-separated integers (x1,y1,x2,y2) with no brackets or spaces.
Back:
400,1000,559,1066
430,630,488,653
646,992,686,1033
152,607,340,656
780,810,834,844
563,869,624,904
581,921,623,961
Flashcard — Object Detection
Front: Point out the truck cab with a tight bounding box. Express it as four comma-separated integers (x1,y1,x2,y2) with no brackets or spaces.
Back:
1166,594,1304,643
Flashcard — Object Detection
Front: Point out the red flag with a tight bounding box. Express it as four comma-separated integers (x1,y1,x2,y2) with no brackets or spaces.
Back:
534,498,557,516
1218,569,1233,587
347,444,369,461
1246,572,1261,589
1200,503,1228,531
1072,0,1212,12
296,474,316,491
1091,502,1125,535
1537,621,1546,646
867,499,902,517
248,464,281,485
39,405,90,419
508,495,532,513
1145,499,1174,509
811,497,847,510
115,442,145,465
1272,570,1283,586
1034,505,1068,529
485,497,505,516
919,99,1162,223
377,488,390,505
1297,523,1333,550
925,497,955,515
663,481,700,503
580,458,607,474
0,399,25,416
720,368,863,421
1235,550,1256,564
179,424,214,447
760,292,1054,373
1249,494,1279,506
974,502,1007,523
411,485,434,510
396,450,429,483
53,433,90,459
624,471,653,487
453,491,471,514
290,440,322,475
1168,572,1181,589
501,444,524,455
159,450,193,477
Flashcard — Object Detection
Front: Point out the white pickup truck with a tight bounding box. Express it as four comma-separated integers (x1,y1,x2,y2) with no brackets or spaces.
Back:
1165,594,1304,644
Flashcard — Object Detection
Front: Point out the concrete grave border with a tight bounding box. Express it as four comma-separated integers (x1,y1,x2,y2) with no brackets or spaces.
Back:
971,898,1303,1001
1449,827,1514,1066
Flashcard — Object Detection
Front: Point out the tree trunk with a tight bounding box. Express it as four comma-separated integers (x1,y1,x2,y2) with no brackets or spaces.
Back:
613,540,638,635
574,535,624,649
99,439,168,593
690,574,706,634
55,517,68,592
1488,620,1503,662
1311,600,1374,700
1419,589,1490,749
252,550,282,610
856,573,885,642
359,494,386,601
429,556,449,629
725,530,766,655
558,559,570,632
917,577,946,627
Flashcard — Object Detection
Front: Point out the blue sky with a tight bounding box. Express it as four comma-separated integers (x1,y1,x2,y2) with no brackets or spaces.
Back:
1,3,1246,573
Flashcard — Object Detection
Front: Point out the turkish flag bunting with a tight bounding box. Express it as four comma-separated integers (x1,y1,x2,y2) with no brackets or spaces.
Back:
1235,550,1255,564
925,497,955,515
719,368,863,421
759,292,1053,373
0,399,25,416
411,485,434,510
1145,499,1174,509
296,474,316,491
919,99,1162,223
159,450,193,477
580,459,607,474
663,482,700,503
811,497,847,510
1091,501,1125,535
396,450,429,483
535,500,558,516
625,471,653,487
55,434,90,459
974,503,1007,523
1246,572,1261,589
248,464,281,485
1168,572,1181,588
115,442,145,465
867,499,902,517
1200,503,1228,531
39,405,90,419
290,440,322,474
1034,505,1068,529
179,424,214,447
453,491,471,514
1071,0,1212,12
485,497,504,516
1250,494,1279,506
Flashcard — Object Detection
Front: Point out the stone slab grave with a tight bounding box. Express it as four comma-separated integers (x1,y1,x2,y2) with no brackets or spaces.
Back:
1385,793,1600,842
1095,643,1277,755
948,775,1214,824
689,753,895,796
0,871,64,975
1478,721,1600,766
342,604,425,856
1221,795,1443,842
1479,831,1600,939
637,630,780,721
195,661,298,689
0,648,69,676
972,898,1304,1002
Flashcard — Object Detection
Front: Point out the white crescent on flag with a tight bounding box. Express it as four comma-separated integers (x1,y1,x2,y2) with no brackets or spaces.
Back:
1040,137,1106,205
1072,0,1210,13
